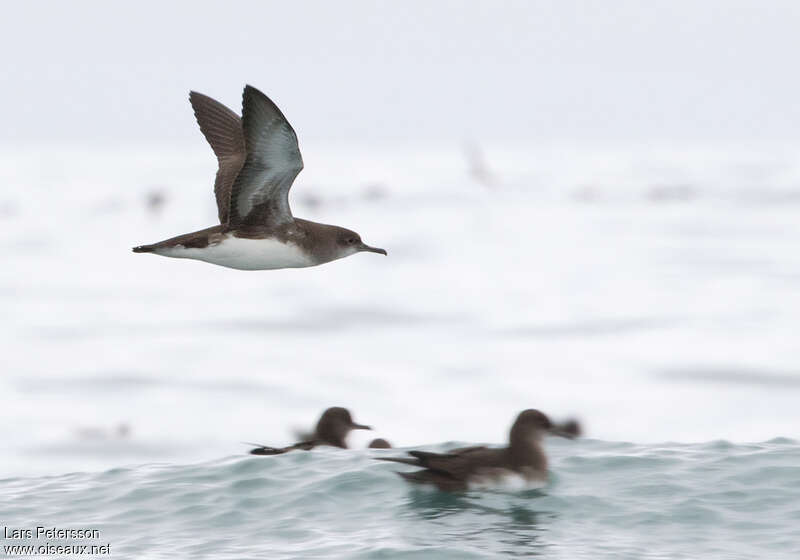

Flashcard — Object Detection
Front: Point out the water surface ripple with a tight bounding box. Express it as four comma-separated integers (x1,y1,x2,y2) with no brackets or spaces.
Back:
2,439,798,559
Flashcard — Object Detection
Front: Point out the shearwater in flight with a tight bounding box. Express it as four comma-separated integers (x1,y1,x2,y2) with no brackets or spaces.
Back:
133,85,386,270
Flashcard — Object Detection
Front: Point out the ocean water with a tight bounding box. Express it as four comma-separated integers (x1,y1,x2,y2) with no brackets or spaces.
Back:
2,144,800,557
2,439,799,559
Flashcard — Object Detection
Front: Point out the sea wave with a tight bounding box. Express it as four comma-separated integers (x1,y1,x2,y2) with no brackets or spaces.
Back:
2,439,798,559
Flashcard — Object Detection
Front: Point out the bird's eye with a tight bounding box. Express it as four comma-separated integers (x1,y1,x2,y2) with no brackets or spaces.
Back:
347,238,356,244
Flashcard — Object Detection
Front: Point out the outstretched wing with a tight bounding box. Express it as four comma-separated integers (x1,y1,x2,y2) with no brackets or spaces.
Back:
189,91,246,224
228,85,304,228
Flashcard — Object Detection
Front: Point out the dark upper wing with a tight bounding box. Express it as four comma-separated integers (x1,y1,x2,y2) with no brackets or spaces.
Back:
377,446,496,480
188,91,246,224
227,85,304,228
445,445,489,455
407,447,495,478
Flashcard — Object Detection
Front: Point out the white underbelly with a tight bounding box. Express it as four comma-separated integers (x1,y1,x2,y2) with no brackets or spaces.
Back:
466,470,547,491
158,235,315,270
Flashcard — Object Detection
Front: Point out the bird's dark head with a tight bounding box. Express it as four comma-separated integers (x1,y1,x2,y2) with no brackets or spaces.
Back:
333,227,386,259
368,438,392,449
316,407,371,448
514,409,553,432
510,409,581,442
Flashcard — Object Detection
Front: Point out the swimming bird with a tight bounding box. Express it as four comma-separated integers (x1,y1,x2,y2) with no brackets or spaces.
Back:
248,407,371,455
133,85,386,270
377,409,579,491
368,438,392,449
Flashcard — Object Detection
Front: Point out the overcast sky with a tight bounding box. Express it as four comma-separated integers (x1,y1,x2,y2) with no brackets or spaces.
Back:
2,1,799,149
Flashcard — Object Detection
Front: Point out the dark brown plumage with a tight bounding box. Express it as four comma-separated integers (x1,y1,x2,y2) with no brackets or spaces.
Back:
377,409,581,491
188,91,246,225
249,407,371,456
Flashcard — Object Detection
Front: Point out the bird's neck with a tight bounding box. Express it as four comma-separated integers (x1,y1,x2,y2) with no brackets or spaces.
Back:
508,433,547,469
316,428,348,448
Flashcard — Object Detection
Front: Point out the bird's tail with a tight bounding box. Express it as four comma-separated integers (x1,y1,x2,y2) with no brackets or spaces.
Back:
248,440,318,456
249,446,289,456
132,244,155,253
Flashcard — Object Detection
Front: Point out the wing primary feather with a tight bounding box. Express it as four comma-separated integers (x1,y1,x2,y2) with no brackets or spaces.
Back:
188,91,246,224
228,85,304,227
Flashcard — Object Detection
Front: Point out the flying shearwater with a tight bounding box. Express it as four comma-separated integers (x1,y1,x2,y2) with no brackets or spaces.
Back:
377,409,580,491
248,407,372,455
133,85,386,270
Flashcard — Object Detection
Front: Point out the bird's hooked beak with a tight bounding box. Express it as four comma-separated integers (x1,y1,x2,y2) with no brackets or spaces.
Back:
549,419,582,439
350,422,372,430
358,242,387,256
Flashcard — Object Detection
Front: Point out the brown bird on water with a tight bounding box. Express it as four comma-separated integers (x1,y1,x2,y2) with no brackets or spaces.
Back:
248,407,372,455
377,409,580,491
